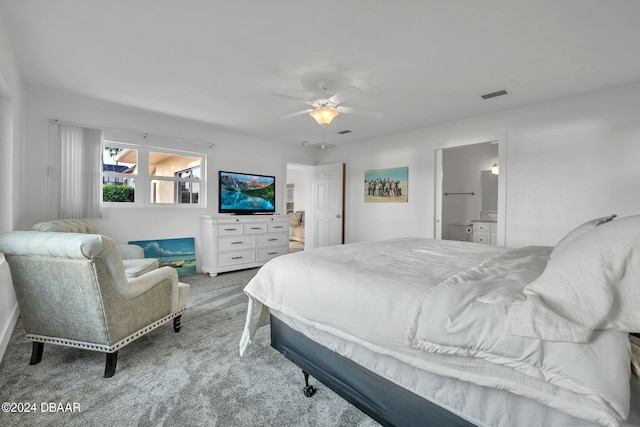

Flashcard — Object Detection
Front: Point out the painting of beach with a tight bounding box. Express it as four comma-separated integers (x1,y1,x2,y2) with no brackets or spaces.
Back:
364,166,408,203
128,237,197,277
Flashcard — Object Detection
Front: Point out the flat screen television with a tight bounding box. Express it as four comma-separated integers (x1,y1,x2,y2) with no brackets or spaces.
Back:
218,170,276,214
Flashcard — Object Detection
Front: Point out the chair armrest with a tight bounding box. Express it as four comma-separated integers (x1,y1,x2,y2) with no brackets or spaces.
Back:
117,266,177,298
105,266,184,341
127,266,180,312
118,244,145,260
123,266,181,313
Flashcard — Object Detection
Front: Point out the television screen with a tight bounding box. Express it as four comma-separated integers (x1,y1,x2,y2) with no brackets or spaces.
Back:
219,171,276,214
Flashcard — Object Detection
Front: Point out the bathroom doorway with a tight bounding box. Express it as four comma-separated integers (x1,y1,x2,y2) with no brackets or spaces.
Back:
434,140,506,246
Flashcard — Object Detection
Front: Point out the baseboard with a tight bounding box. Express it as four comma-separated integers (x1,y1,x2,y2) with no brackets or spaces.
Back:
0,303,19,363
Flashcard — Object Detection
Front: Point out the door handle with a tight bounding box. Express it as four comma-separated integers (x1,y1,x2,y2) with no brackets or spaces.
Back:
336,214,341,218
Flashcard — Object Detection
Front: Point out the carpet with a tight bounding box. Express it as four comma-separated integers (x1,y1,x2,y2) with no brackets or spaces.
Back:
0,268,378,427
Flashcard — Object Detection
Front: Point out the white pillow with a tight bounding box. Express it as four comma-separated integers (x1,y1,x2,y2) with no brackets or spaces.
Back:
505,214,640,342
549,214,616,259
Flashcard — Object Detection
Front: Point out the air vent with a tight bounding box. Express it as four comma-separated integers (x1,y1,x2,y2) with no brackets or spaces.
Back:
481,90,508,100
337,130,352,135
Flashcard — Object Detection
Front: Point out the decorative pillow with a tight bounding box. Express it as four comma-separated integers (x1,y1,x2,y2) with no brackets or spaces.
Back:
289,211,302,226
505,214,640,342
549,214,617,259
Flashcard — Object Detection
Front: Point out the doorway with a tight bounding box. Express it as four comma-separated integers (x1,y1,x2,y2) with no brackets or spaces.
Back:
285,161,345,251
434,140,506,246
286,162,313,252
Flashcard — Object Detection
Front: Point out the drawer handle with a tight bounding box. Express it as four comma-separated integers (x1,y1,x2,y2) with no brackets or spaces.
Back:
250,227,262,230
267,252,278,255
273,226,283,229
231,256,244,260
231,241,243,245
267,238,278,241
224,228,238,231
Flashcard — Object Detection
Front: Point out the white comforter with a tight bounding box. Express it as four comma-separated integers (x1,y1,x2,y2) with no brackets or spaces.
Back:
240,238,631,426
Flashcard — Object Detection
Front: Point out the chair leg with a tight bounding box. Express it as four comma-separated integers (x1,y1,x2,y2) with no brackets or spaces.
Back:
29,342,44,365
104,351,118,378
173,315,182,332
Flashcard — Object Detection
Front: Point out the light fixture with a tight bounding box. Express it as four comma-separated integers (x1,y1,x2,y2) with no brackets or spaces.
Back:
309,106,339,126
491,163,499,175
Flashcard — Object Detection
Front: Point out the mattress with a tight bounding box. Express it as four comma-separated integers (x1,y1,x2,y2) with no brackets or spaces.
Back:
240,238,637,426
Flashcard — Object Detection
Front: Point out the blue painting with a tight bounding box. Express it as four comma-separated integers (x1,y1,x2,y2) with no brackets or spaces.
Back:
128,237,196,277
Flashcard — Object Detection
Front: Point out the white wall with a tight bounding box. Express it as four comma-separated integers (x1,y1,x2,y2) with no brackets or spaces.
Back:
22,87,318,256
0,16,24,361
321,83,640,248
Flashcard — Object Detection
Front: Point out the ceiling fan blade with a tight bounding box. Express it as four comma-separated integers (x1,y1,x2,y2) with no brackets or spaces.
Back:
272,92,308,102
337,106,384,118
271,87,317,102
280,109,312,120
329,86,362,104
302,141,335,149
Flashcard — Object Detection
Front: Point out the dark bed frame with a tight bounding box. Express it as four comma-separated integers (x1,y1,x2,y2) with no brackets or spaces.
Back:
270,314,475,426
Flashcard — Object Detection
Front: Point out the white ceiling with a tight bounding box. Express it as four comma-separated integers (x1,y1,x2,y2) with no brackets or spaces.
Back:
2,0,639,146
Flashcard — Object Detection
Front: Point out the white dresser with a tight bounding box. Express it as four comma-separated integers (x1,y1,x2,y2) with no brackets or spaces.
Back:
201,215,289,276
472,221,498,245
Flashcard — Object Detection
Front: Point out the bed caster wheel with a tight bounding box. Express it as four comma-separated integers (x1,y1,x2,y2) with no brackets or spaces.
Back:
303,384,317,397
302,370,317,397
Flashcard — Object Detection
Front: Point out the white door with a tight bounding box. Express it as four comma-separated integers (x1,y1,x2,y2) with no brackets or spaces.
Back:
313,163,344,247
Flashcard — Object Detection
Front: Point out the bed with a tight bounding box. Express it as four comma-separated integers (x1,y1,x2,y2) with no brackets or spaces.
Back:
240,214,640,426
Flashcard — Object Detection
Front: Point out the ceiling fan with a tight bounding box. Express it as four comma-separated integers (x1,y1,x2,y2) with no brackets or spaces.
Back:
282,80,383,127
301,126,336,150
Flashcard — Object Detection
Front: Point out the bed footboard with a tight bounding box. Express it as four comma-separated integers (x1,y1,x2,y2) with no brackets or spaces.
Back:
269,314,474,427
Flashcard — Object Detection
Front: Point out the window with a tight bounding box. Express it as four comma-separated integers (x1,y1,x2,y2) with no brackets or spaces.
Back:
148,151,201,204
102,146,137,203
101,143,205,206
175,166,200,204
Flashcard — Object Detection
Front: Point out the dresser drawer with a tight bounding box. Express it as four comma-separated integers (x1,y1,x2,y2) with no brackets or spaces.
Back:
218,235,254,251
217,224,243,235
244,223,267,234
257,233,287,247
473,232,490,244
218,250,255,267
257,246,287,262
473,222,492,233
268,222,287,233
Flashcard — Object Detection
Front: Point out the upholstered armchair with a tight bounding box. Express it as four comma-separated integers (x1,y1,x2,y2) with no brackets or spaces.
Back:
0,231,189,377
32,219,158,278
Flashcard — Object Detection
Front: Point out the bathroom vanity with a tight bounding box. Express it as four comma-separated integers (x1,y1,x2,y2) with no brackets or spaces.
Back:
472,220,497,245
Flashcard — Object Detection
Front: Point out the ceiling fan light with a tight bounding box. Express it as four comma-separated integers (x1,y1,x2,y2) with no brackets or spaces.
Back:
310,106,339,126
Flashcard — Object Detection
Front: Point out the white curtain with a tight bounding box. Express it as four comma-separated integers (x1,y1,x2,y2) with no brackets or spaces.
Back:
58,123,103,219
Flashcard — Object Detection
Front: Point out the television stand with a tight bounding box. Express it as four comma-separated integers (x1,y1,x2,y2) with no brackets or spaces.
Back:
200,215,289,276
